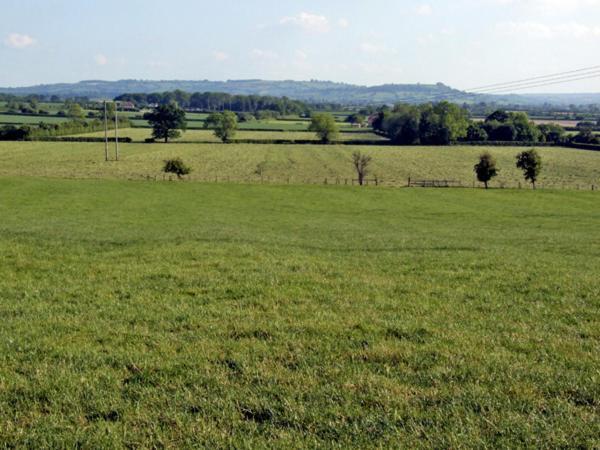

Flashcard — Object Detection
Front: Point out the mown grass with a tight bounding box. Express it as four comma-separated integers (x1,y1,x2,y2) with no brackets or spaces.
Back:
0,178,598,447
1,140,599,188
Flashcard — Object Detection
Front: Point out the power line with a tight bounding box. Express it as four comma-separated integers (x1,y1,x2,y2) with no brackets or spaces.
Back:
475,72,600,94
467,65,600,91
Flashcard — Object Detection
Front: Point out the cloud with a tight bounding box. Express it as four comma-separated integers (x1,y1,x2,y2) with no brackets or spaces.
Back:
295,50,308,60
250,48,279,60
280,12,330,33
360,42,397,55
415,4,433,15
94,54,108,66
213,51,229,62
496,21,600,38
4,33,36,49
488,0,600,11
338,18,350,28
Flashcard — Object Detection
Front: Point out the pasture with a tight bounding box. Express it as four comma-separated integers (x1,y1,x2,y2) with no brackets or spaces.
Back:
1,140,599,188
0,177,598,447
67,128,383,143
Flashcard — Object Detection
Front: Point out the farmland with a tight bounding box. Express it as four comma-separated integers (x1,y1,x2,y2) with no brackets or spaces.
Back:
0,176,598,447
1,140,599,188
67,128,383,143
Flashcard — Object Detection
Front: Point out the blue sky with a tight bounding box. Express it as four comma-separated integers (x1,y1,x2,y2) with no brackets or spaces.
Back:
2,0,600,92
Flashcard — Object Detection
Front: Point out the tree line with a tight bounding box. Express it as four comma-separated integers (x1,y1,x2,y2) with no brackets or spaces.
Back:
371,102,574,145
115,90,314,116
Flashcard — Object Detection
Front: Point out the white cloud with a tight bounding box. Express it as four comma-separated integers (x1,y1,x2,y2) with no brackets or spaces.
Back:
4,33,36,49
360,42,397,55
488,0,600,11
213,51,229,62
295,50,308,60
250,48,279,60
280,12,330,33
94,54,108,66
338,18,350,28
415,4,433,15
496,21,600,39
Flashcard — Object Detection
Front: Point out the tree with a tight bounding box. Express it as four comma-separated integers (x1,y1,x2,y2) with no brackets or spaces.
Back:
538,124,566,144
467,123,488,141
346,113,366,126
163,158,191,179
309,113,339,143
352,151,372,186
67,103,85,120
205,111,238,142
474,152,498,189
144,103,187,143
516,149,542,189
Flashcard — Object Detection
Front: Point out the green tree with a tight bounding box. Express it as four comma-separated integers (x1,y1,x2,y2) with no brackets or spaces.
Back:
163,158,191,179
205,111,238,143
467,123,488,141
516,149,542,189
67,103,85,120
538,124,566,144
474,152,498,189
346,113,366,126
144,103,187,143
309,113,339,143
352,151,372,186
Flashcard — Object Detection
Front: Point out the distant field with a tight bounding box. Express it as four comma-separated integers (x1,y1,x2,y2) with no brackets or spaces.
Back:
0,178,598,447
129,119,357,131
0,113,75,125
1,141,598,188
68,128,383,143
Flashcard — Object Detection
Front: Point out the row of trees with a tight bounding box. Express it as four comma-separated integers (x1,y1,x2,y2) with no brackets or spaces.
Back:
372,103,571,145
144,104,343,144
116,90,310,116
474,149,542,189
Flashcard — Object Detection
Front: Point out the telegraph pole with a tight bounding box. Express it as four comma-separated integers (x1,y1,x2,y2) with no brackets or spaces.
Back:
103,101,109,161
114,102,119,161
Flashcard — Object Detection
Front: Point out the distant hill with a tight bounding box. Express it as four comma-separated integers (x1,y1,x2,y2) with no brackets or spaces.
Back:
0,79,599,106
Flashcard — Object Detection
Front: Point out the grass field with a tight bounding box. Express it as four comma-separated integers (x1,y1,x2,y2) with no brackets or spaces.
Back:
1,141,599,188
128,119,357,132
0,177,598,447
68,128,383,143
0,113,75,126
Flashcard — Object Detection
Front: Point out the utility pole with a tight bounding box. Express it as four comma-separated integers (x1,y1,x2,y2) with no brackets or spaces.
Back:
114,102,119,161
103,101,109,161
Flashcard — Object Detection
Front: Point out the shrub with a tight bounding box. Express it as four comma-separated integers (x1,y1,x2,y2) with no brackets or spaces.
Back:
163,158,192,179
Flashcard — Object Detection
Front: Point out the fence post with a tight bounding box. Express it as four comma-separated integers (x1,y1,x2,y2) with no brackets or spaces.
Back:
408,176,411,187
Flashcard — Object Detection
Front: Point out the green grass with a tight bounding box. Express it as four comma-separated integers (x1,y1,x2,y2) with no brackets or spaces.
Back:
0,177,598,447
1,141,599,188
0,113,74,125
68,128,383,143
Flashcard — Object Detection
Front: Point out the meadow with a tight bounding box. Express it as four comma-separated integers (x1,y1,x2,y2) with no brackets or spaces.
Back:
0,177,598,447
1,140,599,188
68,128,383,143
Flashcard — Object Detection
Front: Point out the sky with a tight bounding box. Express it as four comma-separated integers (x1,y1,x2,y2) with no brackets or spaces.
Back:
2,0,600,92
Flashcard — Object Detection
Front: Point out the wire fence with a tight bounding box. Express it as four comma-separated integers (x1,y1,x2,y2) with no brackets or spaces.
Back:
133,173,599,191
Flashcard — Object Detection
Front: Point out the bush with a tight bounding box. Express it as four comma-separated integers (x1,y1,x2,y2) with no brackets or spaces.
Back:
163,158,192,179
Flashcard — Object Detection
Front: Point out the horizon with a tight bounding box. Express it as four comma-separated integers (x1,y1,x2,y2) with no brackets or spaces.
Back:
2,77,600,97
2,0,600,93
